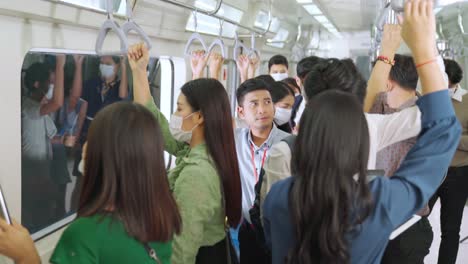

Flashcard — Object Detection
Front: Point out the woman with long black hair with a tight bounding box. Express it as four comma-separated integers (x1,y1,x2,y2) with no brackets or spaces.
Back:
128,44,242,264
263,1,462,263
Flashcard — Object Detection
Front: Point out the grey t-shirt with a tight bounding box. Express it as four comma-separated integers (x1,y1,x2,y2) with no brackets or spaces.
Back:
21,97,57,160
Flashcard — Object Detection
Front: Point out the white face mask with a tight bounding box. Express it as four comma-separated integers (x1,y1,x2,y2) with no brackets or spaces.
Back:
274,107,292,125
169,112,199,143
271,73,289,81
99,64,115,79
45,84,54,100
78,159,85,174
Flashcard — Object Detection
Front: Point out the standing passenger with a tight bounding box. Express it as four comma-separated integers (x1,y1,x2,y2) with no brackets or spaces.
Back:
270,82,295,133
370,54,433,264
49,102,182,264
263,2,461,263
268,55,289,81
129,45,242,264
428,59,468,264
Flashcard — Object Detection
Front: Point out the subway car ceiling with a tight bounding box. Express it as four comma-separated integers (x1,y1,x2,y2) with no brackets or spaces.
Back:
0,0,468,263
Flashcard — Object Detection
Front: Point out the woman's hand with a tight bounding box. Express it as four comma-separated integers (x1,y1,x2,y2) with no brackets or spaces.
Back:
0,219,41,264
127,43,150,73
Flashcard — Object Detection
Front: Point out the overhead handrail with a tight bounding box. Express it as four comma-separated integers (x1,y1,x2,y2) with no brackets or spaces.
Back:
249,32,260,58
158,0,272,36
233,32,258,60
95,0,129,55
184,10,208,56
390,0,404,13
296,18,303,43
437,17,446,39
457,5,468,35
233,32,250,60
208,19,227,58
376,2,391,31
121,0,153,50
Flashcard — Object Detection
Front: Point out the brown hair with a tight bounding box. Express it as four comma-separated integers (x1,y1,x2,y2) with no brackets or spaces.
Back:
182,78,242,226
79,102,181,242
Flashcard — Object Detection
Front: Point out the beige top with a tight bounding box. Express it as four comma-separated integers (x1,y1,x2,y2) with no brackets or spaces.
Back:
451,89,468,167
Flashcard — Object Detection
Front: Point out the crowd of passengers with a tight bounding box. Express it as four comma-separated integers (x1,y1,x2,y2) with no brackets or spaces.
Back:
1,1,468,263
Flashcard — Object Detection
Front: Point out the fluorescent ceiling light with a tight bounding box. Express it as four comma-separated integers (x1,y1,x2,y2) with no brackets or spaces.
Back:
296,0,314,3
314,15,329,24
303,4,322,15
437,0,468,6
61,0,126,15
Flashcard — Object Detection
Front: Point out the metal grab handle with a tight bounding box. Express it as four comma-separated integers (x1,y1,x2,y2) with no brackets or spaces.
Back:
121,0,153,50
390,0,404,13
184,33,208,56
458,6,468,35
233,32,249,60
95,0,129,55
95,20,129,55
208,38,226,58
376,2,391,31
122,22,153,50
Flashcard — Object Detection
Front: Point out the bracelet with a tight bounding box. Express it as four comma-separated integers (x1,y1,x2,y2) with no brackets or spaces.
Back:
376,56,395,66
416,58,437,68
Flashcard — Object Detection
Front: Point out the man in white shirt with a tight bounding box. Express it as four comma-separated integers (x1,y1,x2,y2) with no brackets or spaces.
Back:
261,24,448,205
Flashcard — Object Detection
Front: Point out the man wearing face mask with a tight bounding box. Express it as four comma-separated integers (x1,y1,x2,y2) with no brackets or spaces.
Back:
21,55,65,231
268,55,289,82
75,56,128,176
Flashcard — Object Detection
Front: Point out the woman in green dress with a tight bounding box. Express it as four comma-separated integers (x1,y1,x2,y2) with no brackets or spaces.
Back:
50,102,182,264
128,43,242,264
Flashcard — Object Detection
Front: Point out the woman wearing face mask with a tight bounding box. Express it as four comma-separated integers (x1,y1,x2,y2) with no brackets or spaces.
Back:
270,82,295,133
74,56,128,173
128,44,242,264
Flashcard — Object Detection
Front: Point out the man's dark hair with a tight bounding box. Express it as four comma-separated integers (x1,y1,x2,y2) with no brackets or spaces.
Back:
444,59,463,86
268,55,289,71
236,79,271,106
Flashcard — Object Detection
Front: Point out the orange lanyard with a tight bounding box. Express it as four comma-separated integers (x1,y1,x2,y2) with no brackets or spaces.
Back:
250,143,268,183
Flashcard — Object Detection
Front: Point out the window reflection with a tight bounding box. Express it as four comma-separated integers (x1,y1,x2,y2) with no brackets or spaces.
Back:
21,51,161,234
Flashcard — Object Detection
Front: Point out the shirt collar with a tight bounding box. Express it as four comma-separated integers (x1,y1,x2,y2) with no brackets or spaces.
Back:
246,124,278,149
451,86,467,102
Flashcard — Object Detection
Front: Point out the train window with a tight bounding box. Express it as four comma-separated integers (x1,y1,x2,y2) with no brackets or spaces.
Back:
266,28,290,48
21,50,163,237
254,10,280,33
185,0,244,38
61,0,127,15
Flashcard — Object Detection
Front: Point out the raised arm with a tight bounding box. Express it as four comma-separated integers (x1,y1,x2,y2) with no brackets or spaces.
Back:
375,0,461,227
69,55,84,110
236,54,249,83
364,24,402,112
128,43,187,155
40,54,65,116
118,57,129,99
248,55,260,80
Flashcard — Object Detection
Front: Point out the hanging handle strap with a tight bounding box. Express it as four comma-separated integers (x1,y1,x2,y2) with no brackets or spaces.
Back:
184,32,208,56
95,0,129,55
121,0,153,50
208,38,226,58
